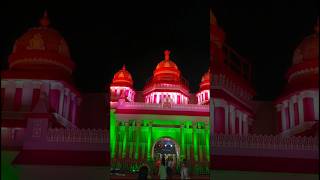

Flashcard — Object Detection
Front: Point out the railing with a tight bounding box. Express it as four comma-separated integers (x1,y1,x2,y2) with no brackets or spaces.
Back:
117,101,209,112
211,134,318,151
47,128,109,144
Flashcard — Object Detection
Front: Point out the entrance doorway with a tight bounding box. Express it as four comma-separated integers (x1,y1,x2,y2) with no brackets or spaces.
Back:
152,137,180,165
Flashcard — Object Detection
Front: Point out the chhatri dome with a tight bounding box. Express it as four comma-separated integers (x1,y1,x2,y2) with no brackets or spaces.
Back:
292,18,319,65
111,65,134,87
8,11,75,74
196,68,210,105
199,68,210,91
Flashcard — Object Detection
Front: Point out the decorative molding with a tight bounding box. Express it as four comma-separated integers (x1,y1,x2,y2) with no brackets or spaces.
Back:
288,67,318,83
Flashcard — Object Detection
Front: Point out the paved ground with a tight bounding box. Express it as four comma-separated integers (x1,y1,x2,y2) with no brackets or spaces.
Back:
110,174,209,179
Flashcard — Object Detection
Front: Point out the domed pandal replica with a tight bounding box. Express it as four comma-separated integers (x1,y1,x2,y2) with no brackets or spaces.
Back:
109,50,210,175
5,11,75,81
143,50,190,104
110,65,135,102
275,18,319,136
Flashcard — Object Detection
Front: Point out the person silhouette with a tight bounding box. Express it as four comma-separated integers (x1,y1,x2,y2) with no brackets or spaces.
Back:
158,155,167,180
137,165,149,180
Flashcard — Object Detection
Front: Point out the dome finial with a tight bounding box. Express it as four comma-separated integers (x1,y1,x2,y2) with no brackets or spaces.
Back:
122,64,126,70
210,9,217,25
315,17,319,34
164,50,170,60
40,10,50,27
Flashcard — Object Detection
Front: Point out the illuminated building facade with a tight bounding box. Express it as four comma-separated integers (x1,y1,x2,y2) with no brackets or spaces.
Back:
0,8,318,180
109,50,210,174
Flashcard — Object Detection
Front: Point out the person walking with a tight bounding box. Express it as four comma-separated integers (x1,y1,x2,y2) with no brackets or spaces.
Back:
166,157,174,179
158,156,167,180
137,165,149,180
180,161,190,179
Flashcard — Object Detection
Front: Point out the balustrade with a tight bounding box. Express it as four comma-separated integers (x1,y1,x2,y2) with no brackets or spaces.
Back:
210,134,318,151
47,128,108,144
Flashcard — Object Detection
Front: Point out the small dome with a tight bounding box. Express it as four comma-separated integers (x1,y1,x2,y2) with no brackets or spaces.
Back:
8,11,75,73
153,50,180,81
112,65,133,87
199,69,210,91
293,19,319,65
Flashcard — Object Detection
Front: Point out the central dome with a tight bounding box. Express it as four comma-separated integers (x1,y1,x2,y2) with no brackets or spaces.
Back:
153,50,181,82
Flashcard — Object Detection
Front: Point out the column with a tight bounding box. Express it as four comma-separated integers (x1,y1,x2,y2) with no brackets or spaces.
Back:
147,122,152,160
3,80,15,111
134,121,141,159
113,121,120,159
243,114,248,135
276,104,283,132
71,95,77,125
205,122,210,161
210,98,214,135
313,91,319,120
224,104,229,134
21,80,34,111
198,123,203,162
118,121,123,159
281,101,288,131
64,89,71,119
243,120,248,135
122,122,129,158
193,122,198,161
190,122,194,161
58,87,65,115
298,94,305,124
289,96,295,128
239,112,243,135
180,124,185,160
229,105,236,134
128,121,133,159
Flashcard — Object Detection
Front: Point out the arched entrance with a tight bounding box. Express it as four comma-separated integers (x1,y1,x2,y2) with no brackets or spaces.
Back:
152,137,180,164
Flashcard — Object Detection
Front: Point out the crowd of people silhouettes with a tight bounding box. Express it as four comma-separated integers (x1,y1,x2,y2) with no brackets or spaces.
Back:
137,154,190,180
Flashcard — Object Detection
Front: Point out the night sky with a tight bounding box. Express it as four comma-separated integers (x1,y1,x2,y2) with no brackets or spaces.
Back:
1,1,318,100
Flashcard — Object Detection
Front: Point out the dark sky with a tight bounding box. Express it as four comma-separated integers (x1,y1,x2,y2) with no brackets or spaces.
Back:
1,1,318,99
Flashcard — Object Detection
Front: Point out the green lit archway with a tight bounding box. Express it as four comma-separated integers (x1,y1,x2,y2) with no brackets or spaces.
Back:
151,137,180,160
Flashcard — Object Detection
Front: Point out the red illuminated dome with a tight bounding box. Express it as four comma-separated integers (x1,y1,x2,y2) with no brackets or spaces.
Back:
153,50,181,82
112,65,133,87
143,50,190,104
8,11,75,74
199,69,211,91
292,19,319,65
